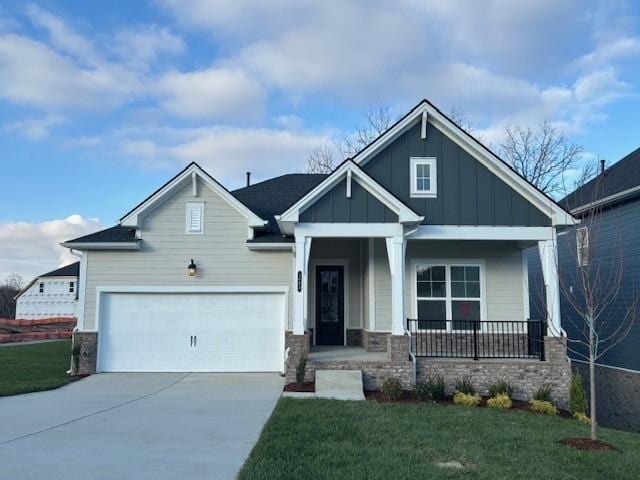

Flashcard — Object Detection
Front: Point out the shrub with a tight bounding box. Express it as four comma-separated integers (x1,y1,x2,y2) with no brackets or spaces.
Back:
415,382,431,401
533,383,553,403
574,412,591,425
382,377,403,401
487,393,512,409
569,372,588,416
454,376,475,395
530,400,558,416
295,358,306,385
453,392,481,407
488,378,513,398
415,375,446,401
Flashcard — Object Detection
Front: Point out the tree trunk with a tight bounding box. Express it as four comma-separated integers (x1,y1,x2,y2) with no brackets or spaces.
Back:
589,321,598,441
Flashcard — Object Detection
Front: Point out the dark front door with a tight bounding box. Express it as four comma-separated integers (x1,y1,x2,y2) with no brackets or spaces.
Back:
315,265,344,345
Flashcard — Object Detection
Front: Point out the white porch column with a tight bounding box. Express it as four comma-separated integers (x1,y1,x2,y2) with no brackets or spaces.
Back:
538,231,561,336
293,236,312,335
386,236,406,336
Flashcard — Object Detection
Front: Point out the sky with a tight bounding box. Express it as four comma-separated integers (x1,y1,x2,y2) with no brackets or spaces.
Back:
1,0,639,281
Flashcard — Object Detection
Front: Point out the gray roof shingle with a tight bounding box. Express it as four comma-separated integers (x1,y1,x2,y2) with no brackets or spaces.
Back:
41,262,80,277
562,147,640,210
232,173,328,242
64,225,138,244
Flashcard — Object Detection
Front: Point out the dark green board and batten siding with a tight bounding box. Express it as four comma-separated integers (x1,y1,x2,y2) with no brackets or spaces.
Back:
299,178,398,223
359,120,551,227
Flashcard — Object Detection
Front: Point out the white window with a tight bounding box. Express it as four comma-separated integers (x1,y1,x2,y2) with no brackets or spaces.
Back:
185,202,204,234
69,281,75,293
415,263,483,331
410,157,437,198
576,227,590,267
39,282,44,294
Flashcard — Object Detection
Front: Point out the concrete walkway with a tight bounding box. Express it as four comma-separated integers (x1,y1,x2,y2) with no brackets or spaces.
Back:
0,373,283,480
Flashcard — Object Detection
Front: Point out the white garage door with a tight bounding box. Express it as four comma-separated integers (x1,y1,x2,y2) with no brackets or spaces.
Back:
97,291,285,372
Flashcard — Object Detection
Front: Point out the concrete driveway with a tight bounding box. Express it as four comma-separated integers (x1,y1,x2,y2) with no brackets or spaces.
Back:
0,373,283,480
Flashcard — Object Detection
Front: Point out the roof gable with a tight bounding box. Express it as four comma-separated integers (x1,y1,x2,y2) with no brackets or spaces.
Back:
352,99,576,226
300,177,399,223
362,119,552,227
120,162,266,229
278,160,422,232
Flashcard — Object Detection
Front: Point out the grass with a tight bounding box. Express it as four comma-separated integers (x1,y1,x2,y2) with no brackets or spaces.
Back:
239,398,640,480
0,340,77,396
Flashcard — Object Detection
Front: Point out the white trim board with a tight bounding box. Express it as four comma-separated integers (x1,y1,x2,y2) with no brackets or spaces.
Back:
120,162,266,230
351,100,576,227
59,242,140,250
406,225,554,241
309,259,350,347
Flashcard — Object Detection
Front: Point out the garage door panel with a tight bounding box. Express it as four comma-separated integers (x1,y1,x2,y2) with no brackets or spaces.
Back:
98,291,285,372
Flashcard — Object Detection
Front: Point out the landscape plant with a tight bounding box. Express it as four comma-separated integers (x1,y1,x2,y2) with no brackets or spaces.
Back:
453,392,481,407
530,400,558,416
454,376,475,395
382,377,402,401
488,378,514,398
487,393,512,409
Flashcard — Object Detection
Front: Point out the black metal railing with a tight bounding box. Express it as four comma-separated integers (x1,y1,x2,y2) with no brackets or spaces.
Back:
406,318,546,360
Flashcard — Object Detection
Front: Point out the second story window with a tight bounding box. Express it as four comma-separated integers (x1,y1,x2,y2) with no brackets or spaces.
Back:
185,202,204,234
69,281,75,293
39,282,44,294
577,227,590,267
410,157,437,198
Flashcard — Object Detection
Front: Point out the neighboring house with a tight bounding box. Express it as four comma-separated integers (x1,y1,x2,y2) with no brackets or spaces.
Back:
14,262,79,320
530,147,640,431
62,99,576,405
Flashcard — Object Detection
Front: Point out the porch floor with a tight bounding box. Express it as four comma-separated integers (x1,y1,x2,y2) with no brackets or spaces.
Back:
308,346,387,362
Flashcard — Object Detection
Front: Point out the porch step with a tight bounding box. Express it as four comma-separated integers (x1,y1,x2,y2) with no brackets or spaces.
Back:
315,370,365,401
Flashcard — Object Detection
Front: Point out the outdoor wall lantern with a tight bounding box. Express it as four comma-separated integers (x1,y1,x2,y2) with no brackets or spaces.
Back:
187,259,197,277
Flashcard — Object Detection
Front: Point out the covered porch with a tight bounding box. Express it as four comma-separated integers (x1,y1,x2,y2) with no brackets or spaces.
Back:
290,225,562,363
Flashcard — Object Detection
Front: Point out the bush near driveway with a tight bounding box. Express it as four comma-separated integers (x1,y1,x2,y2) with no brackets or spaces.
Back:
239,398,640,480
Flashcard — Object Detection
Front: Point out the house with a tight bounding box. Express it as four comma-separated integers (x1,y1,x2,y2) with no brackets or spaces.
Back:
529,147,640,430
14,262,79,320
62,99,575,404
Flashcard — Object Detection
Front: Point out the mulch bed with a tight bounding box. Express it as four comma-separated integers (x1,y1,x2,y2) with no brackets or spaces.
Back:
365,390,572,418
284,382,315,392
559,437,620,452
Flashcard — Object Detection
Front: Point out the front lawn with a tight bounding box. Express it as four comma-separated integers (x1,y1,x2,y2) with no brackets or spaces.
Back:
239,398,640,480
0,340,77,396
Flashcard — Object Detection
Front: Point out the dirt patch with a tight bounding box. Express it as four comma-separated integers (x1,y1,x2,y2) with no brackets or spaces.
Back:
284,382,315,393
559,438,620,452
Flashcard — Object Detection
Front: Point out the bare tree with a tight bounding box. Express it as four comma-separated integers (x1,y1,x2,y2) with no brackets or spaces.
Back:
448,106,475,135
305,104,394,174
305,142,336,174
0,273,23,319
500,121,584,197
551,175,639,441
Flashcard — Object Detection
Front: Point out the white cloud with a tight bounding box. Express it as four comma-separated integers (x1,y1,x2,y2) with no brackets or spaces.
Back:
157,67,265,119
117,125,329,185
0,215,102,281
573,37,640,71
3,114,65,139
25,3,100,64
0,33,140,110
113,24,185,67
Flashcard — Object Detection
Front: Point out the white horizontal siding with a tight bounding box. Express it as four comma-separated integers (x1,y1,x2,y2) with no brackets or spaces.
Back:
83,177,293,330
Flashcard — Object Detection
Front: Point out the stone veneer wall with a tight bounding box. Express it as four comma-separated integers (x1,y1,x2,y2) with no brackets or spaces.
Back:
305,334,413,390
71,331,97,375
572,362,640,433
285,331,311,384
362,330,389,352
416,337,571,407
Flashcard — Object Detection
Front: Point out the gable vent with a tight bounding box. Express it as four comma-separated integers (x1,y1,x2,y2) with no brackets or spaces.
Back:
186,202,204,234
